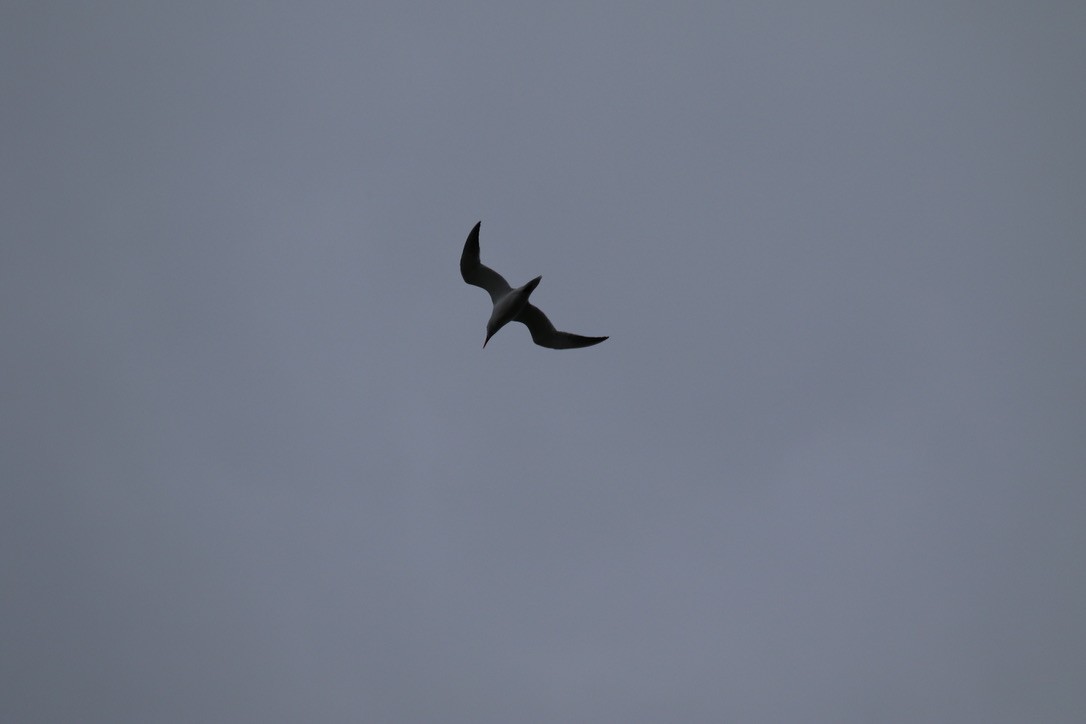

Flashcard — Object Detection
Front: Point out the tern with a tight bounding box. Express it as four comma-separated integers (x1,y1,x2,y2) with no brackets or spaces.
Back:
460,221,608,349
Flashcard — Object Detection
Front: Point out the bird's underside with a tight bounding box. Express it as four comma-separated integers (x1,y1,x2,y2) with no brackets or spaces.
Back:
460,221,608,349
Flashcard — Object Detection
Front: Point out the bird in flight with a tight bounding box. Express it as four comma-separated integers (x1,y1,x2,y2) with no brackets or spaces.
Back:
460,221,608,349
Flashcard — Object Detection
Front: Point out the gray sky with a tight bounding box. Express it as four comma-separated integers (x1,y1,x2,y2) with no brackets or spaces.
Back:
2,2,1084,722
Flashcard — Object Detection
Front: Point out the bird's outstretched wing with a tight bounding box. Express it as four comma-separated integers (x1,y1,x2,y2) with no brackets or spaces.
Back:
460,221,511,304
515,303,608,349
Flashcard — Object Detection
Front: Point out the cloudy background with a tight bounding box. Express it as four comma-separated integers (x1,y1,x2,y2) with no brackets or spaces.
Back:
2,2,1084,721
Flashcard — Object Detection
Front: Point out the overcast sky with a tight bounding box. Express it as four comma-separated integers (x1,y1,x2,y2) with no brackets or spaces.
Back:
2,2,1084,722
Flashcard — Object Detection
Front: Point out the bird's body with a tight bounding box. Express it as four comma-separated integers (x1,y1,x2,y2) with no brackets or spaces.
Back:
460,221,608,349
485,275,541,345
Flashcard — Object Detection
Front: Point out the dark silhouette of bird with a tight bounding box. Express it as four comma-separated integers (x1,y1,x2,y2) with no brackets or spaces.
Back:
460,221,608,349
